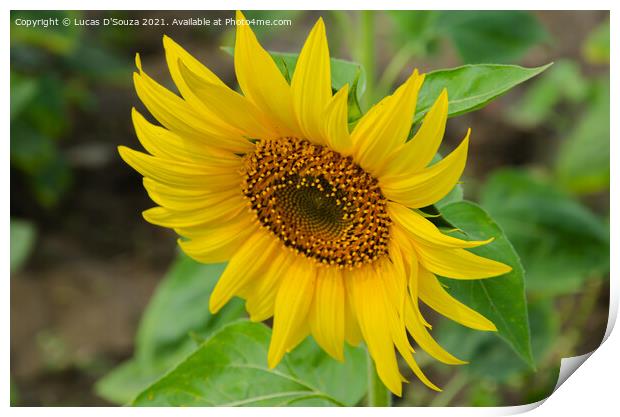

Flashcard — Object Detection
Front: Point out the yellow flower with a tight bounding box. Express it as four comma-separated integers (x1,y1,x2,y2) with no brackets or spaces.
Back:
119,11,512,396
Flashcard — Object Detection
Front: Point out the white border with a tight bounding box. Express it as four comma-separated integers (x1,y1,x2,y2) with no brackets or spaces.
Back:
4,1,617,415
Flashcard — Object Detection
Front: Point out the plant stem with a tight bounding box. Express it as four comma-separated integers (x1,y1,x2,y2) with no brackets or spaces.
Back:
359,10,376,108
429,372,468,407
366,350,392,407
376,41,417,98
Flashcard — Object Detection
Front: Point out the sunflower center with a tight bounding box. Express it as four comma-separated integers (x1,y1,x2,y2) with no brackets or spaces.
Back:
242,137,390,268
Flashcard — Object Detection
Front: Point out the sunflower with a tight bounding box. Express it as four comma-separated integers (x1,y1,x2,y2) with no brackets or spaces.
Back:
119,11,512,396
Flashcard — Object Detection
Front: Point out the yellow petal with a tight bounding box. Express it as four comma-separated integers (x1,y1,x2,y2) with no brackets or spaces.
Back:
381,130,470,208
234,11,300,137
143,177,240,211
418,268,497,331
322,84,353,155
388,228,433,329
133,56,253,153
177,60,277,139
209,229,279,313
309,268,345,361
118,146,242,190
344,289,363,346
162,35,241,136
351,71,424,175
413,240,513,279
379,270,441,392
142,198,245,228
163,34,226,89
178,218,257,264
268,258,317,368
244,251,293,322
380,243,407,319
383,89,448,177
132,108,237,163
389,202,493,248
348,270,403,396
291,17,332,145
404,296,466,365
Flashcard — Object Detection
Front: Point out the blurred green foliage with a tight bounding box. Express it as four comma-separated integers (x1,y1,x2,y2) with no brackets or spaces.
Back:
10,218,37,273
556,79,610,194
583,20,610,65
481,170,609,296
436,11,549,64
508,18,610,195
10,10,132,208
378,11,549,100
388,10,549,64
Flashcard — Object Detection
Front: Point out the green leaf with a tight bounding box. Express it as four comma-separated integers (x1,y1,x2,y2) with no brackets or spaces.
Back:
480,169,609,295
10,218,37,273
95,358,170,406
96,253,246,404
414,63,552,124
438,11,549,64
438,201,534,367
136,254,245,363
221,46,366,101
435,299,558,382
284,337,367,406
346,69,364,124
555,79,610,194
132,320,367,406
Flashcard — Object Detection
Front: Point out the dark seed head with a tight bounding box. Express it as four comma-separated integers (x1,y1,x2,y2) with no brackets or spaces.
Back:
243,137,390,268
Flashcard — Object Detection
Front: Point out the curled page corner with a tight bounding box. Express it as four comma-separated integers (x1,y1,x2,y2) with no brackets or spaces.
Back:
540,284,617,407
503,286,617,414
554,352,594,390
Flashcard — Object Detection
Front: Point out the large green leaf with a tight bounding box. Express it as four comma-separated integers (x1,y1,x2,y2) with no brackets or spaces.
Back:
283,337,367,406
135,255,245,363
132,320,367,406
438,201,534,367
96,253,246,404
437,11,549,64
414,63,551,124
435,299,558,382
480,169,609,295
95,358,171,406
